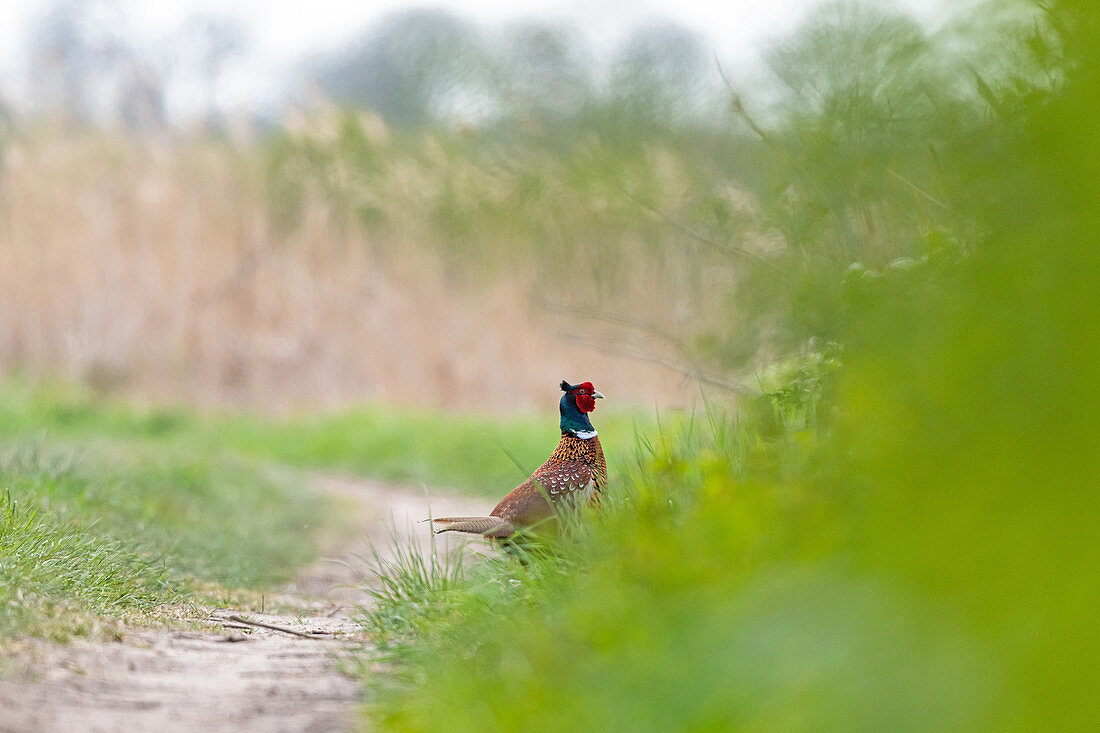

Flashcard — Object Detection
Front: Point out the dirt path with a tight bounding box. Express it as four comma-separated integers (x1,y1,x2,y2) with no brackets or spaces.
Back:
0,475,486,733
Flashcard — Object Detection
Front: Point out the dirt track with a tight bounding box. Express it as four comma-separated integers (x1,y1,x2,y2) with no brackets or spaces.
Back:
0,475,484,733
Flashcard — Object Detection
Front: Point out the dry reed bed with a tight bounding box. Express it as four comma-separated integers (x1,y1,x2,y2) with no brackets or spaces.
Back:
0,131,694,411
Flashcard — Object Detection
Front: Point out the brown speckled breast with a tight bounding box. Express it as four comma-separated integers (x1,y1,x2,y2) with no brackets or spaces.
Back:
489,433,607,526
546,434,607,488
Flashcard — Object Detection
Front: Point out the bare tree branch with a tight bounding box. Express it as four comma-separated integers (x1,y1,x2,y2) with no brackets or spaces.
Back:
614,184,776,271
568,332,757,396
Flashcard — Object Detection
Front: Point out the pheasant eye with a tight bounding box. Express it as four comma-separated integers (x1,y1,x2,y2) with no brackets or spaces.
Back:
577,389,586,395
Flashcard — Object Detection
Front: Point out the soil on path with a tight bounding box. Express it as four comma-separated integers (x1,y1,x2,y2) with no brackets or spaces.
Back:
0,474,485,733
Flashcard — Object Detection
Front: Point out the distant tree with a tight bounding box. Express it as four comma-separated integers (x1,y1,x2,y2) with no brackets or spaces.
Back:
763,0,932,123
497,21,593,123
26,0,115,124
24,0,168,131
116,59,166,132
317,9,491,128
171,13,248,127
608,21,714,128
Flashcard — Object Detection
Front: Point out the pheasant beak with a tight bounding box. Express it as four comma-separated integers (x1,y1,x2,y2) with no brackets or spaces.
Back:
592,391,605,399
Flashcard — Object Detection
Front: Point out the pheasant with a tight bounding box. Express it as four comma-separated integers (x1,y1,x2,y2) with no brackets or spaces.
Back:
431,380,607,538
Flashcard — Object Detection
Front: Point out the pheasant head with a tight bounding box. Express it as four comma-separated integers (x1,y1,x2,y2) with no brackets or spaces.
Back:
559,380,605,438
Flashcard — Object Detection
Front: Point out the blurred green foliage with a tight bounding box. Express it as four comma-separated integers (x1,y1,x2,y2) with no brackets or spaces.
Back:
359,1,1100,730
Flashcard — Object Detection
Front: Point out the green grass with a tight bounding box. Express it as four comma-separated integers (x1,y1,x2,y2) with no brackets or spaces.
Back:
0,379,667,641
0,402,327,640
1,470,177,640
208,407,662,497
0,381,662,497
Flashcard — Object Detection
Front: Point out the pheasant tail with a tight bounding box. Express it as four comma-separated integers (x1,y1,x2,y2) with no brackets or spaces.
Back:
431,516,515,538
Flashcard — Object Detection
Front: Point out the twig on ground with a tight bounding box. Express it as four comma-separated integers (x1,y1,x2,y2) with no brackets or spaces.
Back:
221,614,332,640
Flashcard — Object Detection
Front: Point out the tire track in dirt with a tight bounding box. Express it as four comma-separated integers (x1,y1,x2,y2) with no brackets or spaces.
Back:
0,475,485,733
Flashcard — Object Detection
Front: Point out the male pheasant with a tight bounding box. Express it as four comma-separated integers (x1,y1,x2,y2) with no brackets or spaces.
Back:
431,380,607,538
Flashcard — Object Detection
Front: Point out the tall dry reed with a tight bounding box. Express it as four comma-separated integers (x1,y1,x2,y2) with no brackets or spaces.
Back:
0,129,697,411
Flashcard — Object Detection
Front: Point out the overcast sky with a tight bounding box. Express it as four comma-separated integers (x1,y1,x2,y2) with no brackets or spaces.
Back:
0,0,972,115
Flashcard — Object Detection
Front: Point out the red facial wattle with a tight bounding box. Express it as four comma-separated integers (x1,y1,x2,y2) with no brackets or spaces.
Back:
575,382,597,413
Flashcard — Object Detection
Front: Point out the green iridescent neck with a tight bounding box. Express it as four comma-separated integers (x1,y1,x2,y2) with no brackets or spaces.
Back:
560,393,596,436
